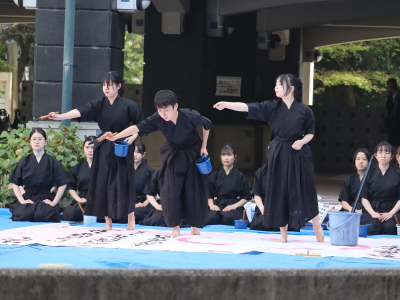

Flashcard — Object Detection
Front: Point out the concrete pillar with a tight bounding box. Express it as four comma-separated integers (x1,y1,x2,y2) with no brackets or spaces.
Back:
8,40,18,123
33,0,125,117
300,62,314,105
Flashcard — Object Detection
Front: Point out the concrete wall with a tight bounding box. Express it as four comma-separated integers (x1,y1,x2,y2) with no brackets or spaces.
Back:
1,268,400,300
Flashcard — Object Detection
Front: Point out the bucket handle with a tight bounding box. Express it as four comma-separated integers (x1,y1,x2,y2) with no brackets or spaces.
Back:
326,214,356,231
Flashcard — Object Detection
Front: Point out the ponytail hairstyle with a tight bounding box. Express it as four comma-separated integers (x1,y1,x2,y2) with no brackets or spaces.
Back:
101,71,125,96
135,142,146,155
84,136,96,146
352,148,371,171
29,128,47,140
275,74,303,102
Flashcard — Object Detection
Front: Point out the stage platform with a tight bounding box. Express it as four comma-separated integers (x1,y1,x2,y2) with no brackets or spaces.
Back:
1,209,400,269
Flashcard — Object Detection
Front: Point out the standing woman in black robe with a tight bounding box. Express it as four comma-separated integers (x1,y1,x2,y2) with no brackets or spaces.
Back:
133,142,154,223
48,71,143,230
63,136,96,221
214,74,323,243
207,144,251,225
108,90,211,236
361,142,400,235
338,148,370,212
9,128,70,222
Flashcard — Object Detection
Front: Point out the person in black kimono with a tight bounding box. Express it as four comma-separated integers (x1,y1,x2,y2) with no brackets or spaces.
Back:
140,169,168,227
48,71,142,230
361,142,400,235
338,148,370,213
250,164,270,231
214,74,323,243
132,142,154,223
395,147,400,169
207,144,251,225
9,128,69,222
108,90,212,236
63,136,96,221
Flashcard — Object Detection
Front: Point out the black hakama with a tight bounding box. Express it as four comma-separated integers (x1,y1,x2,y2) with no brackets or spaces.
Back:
338,173,364,212
77,96,142,219
133,163,154,224
247,100,319,230
250,164,270,231
9,153,70,222
63,160,91,221
137,108,212,228
207,167,251,226
360,167,400,235
140,169,167,227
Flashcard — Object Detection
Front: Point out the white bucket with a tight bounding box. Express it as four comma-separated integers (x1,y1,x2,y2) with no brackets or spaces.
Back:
84,215,97,225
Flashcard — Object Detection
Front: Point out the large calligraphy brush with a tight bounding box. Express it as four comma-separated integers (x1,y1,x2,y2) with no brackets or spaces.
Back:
32,112,59,122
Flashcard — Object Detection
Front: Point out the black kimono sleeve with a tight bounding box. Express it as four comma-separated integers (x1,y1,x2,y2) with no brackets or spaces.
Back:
252,168,263,197
136,112,161,136
53,158,70,187
77,99,101,122
239,173,252,200
338,175,352,203
207,172,217,199
9,157,26,186
304,107,316,135
143,170,159,197
185,109,212,130
128,101,143,124
246,100,277,122
67,163,79,190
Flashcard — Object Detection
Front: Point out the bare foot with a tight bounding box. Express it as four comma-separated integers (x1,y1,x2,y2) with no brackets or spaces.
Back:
191,227,200,235
103,216,112,230
170,226,180,237
126,212,135,231
276,234,288,243
311,215,324,243
313,224,324,243
276,225,288,243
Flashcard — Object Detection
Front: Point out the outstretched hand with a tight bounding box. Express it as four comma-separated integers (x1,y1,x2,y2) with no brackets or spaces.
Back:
47,112,61,120
213,102,227,110
124,133,138,145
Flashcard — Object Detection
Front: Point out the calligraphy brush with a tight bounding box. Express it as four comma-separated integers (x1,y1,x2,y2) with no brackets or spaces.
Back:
395,215,400,226
78,203,85,214
89,132,118,144
243,209,246,221
32,112,59,122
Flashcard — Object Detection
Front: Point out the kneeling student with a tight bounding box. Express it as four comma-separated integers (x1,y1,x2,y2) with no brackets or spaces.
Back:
207,144,251,226
9,128,69,222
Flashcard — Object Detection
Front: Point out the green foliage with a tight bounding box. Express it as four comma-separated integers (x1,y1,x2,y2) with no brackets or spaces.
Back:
123,32,144,84
314,38,400,107
0,44,12,72
0,124,85,207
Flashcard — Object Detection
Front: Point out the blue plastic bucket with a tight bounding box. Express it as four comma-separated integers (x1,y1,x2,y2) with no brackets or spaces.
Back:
359,224,372,238
327,211,362,246
114,141,129,157
195,155,212,174
234,220,248,229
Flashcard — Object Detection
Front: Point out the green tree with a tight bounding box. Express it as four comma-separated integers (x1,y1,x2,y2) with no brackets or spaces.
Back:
0,24,35,85
123,32,144,84
314,39,400,107
0,44,12,72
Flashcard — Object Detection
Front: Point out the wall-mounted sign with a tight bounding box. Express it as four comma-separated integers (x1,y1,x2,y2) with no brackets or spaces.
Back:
0,72,12,111
216,76,241,97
